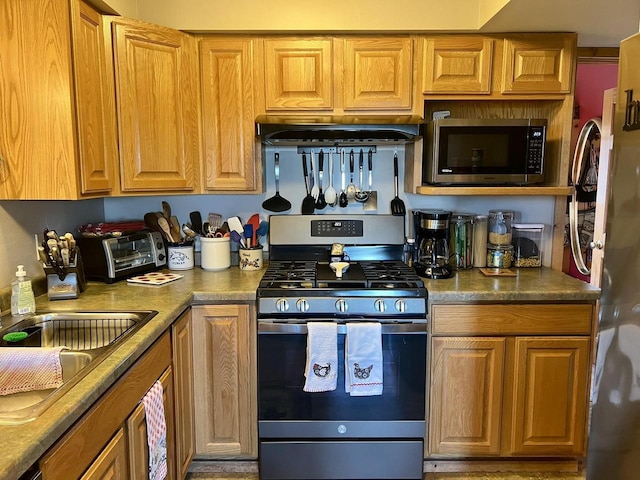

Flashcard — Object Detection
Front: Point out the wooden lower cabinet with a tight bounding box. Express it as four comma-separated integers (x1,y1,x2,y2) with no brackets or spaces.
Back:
172,310,196,478
40,327,195,479
80,428,129,480
428,303,593,460
191,304,257,458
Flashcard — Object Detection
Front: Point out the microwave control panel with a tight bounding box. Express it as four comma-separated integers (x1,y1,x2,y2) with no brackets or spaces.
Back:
526,126,546,174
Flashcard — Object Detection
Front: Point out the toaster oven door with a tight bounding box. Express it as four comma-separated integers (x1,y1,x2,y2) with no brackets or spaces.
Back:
104,232,165,279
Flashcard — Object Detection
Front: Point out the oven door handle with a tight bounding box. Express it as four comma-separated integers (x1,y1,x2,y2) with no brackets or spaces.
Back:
258,322,427,334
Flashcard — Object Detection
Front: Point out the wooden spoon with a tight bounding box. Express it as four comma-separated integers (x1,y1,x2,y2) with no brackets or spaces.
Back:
157,216,175,243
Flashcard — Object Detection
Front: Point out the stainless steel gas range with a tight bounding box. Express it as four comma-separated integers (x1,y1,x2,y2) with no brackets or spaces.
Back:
257,215,427,480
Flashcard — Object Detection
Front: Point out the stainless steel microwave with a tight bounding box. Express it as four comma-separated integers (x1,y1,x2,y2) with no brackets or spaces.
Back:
422,118,547,185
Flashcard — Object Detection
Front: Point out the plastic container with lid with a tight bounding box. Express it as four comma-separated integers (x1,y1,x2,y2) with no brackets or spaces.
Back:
488,209,515,245
512,223,544,267
486,244,513,268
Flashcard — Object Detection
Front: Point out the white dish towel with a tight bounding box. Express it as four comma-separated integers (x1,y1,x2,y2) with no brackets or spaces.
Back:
142,380,168,480
303,322,338,392
345,322,383,396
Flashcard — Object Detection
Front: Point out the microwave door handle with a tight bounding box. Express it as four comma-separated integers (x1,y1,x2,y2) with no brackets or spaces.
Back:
258,322,427,334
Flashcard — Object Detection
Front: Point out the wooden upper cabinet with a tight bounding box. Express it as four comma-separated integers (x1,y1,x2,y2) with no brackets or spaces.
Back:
342,37,413,110
111,18,199,192
422,36,493,94
0,0,114,200
71,0,117,195
200,38,259,192
501,34,576,94
507,337,589,456
263,38,334,110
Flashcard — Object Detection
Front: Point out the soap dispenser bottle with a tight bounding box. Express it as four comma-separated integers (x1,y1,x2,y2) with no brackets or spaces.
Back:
11,265,36,317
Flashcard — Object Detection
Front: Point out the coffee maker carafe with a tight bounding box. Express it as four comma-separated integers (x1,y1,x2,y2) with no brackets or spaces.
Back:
413,210,453,279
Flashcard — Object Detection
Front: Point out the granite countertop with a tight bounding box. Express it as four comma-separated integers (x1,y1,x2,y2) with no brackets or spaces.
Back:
425,267,600,303
0,265,598,479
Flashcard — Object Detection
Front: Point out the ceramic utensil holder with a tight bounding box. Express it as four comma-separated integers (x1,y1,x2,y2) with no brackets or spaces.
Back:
201,237,231,271
167,241,195,270
238,246,263,271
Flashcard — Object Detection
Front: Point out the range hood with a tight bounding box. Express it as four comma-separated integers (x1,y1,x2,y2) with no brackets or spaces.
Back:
255,115,423,146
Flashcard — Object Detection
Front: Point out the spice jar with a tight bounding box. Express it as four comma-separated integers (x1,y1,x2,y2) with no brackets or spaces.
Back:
486,244,513,268
488,210,515,245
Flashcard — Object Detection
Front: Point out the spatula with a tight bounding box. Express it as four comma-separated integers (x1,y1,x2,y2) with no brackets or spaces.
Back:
262,152,292,212
390,152,406,216
301,153,315,214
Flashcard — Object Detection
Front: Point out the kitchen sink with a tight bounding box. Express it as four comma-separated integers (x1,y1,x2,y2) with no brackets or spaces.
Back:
0,310,157,424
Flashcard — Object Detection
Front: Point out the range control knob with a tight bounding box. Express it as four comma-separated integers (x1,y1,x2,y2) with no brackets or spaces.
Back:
394,299,407,313
296,299,310,313
374,299,387,313
335,299,348,313
275,298,290,312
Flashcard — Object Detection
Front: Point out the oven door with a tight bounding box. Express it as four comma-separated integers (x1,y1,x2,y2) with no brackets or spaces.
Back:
257,321,427,439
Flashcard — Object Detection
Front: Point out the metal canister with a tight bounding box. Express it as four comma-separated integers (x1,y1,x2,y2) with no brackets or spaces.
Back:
449,213,475,269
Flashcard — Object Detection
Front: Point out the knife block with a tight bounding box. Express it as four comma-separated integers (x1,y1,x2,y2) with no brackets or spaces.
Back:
44,251,87,300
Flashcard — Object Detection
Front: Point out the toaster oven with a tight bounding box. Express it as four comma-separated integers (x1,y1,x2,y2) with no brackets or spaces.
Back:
77,231,166,283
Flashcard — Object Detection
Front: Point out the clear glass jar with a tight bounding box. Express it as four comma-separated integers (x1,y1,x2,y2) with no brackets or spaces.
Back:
486,244,513,268
472,215,488,268
488,210,515,245
403,238,416,267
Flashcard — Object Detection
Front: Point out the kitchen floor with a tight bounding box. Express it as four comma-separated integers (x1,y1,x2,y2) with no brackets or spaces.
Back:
187,472,586,480
186,463,586,480
187,474,586,480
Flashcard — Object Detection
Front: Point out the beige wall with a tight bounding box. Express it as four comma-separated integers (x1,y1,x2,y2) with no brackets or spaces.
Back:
101,0,501,32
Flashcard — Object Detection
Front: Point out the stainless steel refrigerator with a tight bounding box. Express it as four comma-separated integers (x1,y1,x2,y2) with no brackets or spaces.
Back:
587,30,640,479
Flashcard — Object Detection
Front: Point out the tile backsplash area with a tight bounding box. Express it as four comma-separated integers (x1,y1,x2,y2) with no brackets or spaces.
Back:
0,146,557,296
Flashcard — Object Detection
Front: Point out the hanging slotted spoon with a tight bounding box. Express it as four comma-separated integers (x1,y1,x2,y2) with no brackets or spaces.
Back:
339,148,348,207
262,152,291,212
390,152,406,216
355,148,370,203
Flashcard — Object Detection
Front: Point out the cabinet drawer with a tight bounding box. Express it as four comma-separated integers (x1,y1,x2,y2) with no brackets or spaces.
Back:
431,304,593,335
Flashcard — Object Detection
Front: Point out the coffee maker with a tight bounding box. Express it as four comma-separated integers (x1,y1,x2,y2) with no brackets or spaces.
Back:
413,209,453,279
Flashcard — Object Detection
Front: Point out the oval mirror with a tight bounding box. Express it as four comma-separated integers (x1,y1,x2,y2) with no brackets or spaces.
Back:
569,118,602,275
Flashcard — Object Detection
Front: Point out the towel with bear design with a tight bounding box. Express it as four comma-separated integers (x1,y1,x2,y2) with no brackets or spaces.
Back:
345,322,383,396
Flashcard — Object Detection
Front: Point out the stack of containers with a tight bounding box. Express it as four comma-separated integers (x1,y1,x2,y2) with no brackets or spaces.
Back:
486,210,515,268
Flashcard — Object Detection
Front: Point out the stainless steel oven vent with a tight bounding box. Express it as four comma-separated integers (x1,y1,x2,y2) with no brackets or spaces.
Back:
256,115,423,146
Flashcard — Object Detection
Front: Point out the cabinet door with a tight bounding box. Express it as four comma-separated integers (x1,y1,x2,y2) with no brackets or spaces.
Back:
191,305,257,458
0,0,80,199
430,337,505,455
111,18,199,192
172,310,196,479
422,37,493,94
80,428,128,480
263,38,334,110
200,38,259,192
126,368,177,480
342,37,413,110
507,337,589,456
71,0,117,195
501,35,576,94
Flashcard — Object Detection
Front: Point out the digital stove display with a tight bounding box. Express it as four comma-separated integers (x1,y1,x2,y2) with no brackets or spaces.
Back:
311,219,363,237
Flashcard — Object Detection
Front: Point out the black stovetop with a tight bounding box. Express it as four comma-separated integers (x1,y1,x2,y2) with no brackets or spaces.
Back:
259,260,424,291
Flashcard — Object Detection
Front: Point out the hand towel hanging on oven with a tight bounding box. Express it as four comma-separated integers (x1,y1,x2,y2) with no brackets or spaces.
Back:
345,322,383,396
303,322,338,392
